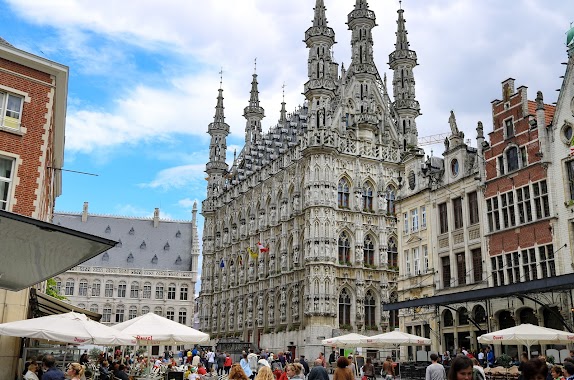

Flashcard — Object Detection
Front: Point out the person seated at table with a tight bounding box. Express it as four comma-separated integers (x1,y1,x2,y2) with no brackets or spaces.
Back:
114,364,130,380
23,361,40,380
521,359,548,380
99,360,111,380
198,363,208,375
188,367,201,380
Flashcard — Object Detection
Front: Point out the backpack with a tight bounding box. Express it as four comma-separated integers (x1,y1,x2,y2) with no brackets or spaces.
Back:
473,368,485,380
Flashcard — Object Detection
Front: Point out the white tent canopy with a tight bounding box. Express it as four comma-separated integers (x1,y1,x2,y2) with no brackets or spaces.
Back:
112,312,210,345
322,333,369,348
360,329,431,348
0,312,135,345
478,324,574,353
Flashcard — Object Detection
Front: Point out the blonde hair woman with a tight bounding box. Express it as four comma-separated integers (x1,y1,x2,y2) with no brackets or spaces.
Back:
67,363,85,380
255,366,275,380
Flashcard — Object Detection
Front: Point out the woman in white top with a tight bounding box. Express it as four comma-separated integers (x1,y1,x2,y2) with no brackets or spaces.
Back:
23,362,39,380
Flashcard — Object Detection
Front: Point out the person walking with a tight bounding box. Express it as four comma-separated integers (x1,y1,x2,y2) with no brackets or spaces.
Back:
363,358,376,380
426,353,446,380
382,357,395,380
217,351,227,376
307,359,329,380
334,357,354,380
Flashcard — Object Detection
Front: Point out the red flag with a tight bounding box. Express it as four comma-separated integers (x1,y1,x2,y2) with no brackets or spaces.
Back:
257,242,269,253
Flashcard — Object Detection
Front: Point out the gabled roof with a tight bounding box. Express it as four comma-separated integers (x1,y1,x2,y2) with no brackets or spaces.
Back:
0,36,13,47
527,100,555,127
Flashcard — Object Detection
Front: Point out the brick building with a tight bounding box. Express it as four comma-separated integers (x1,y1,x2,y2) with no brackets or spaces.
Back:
0,38,69,377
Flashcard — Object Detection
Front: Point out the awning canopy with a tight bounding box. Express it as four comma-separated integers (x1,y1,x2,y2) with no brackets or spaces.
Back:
0,210,117,291
29,288,102,321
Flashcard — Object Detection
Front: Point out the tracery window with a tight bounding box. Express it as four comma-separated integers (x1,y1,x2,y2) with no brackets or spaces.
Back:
363,236,374,266
338,232,351,264
338,289,351,326
362,183,373,211
364,291,376,329
338,178,350,208
387,237,398,268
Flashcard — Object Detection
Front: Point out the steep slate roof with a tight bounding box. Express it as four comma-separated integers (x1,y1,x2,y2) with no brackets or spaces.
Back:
53,213,194,271
0,37,13,47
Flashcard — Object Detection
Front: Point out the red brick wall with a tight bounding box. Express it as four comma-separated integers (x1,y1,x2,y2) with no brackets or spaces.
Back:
0,58,53,218
488,220,553,256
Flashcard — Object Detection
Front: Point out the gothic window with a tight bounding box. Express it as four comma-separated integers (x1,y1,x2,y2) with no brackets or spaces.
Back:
364,291,376,329
130,282,139,298
338,178,350,209
78,279,88,296
567,161,574,201
387,237,398,268
386,186,396,215
338,232,351,264
389,292,399,329
363,236,374,266
474,305,486,324
443,310,454,327
468,191,479,225
338,289,351,326
92,280,101,297
129,306,137,320
458,307,469,325
115,304,125,323
362,183,373,211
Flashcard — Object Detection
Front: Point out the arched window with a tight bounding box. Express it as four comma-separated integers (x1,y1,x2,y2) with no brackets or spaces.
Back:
115,304,125,323
117,281,127,298
142,306,150,315
91,280,101,297
155,283,164,299
154,306,163,316
338,178,350,208
102,304,112,323
387,237,398,268
364,236,375,266
54,278,62,294
362,183,374,211
338,289,351,326
458,307,469,325
474,305,486,324
143,282,152,299
168,283,176,300
129,306,137,320
78,279,88,296
130,282,139,298
166,307,175,321
506,146,519,172
104,281,113,297
443,310,454,327
386,186,396,215
89,304,98,314
364,290,376,329
65,279,75,296
338,232,351,264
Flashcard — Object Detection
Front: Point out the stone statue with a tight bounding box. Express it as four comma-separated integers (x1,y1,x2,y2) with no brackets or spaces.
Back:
248,262,254,279
293,248,299,264
247,297,253,311
280,253,287,269
449,110,459,135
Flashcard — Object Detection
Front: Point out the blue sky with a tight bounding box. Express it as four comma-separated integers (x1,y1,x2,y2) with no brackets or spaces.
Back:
2,0,573,293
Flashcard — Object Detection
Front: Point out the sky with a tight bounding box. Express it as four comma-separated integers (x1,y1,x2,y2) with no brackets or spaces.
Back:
1,0,573,293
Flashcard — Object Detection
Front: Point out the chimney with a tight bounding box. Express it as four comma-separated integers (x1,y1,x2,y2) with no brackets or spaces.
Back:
81,202,88,222
153,208,160,228
501,78,515,102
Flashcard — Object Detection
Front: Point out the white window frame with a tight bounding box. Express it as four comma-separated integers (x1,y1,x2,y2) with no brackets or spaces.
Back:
411,209,419,232
0,155,16,211
413,247,420,275
405,250,411,276
403,213,409,234
421,206,426,228
0,90,24,131
422,245,429,272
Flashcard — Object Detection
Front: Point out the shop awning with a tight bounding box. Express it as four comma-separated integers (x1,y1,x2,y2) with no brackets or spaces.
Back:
0,210,117,291
29,288,102,321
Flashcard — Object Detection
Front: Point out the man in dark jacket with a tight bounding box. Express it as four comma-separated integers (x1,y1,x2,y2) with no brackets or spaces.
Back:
41,355,65,380
217,351,226,375
308,359,329,380
300,356,310,375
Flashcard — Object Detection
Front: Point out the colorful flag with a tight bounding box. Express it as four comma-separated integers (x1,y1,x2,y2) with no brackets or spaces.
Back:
247,247,258,259
238,254,243,266
257,241,269,253
570,135,574,156
219,258,225,268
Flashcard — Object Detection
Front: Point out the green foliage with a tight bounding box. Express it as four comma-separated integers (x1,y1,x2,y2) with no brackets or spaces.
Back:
45,278,66,300
89,348,102,360
547,355,555,365
497,354,513,368
339,324,352,331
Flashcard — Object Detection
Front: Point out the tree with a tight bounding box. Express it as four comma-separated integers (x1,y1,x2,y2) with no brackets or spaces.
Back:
45,278,66,300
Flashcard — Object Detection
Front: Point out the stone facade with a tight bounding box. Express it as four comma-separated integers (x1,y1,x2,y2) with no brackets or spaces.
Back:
198,1,421,359
53,202,200,327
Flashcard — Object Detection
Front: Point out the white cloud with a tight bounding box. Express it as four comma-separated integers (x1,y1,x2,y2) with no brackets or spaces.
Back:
139,164,206,190
178,198,200,209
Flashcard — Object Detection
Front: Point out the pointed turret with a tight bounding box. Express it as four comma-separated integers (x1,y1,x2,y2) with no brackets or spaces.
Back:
568,24,574,58
243,72,265,146
346,0,378,78
303,0,338,107
279,97,287,126
205,87,230,201
389,6,420,152
190,201,200,273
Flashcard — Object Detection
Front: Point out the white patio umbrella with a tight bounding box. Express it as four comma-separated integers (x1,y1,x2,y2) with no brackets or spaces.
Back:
0,311,135,345
111,312,210,345
360,329,432,347
478,324,574,356
322,332,369,348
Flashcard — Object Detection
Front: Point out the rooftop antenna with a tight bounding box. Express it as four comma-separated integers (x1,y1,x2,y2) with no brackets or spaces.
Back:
254,57,257,74
282,82,286,102
399,0,402,10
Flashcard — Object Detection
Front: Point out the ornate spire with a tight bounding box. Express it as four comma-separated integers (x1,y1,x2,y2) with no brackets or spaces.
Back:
303,0,337,100
205,85,230,202
389,5,420,152
243,64,265,146
279,83,287,125
347,0,378,78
